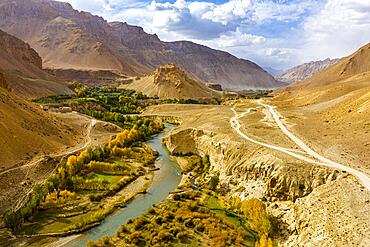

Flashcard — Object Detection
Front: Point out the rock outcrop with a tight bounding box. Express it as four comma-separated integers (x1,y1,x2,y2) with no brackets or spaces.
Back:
207,83,223,91
289,176,370,246
121,64,220,99
165,127,339,201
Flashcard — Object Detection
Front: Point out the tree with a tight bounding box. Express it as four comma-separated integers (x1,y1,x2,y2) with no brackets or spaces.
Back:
66,155,77,176
241,199,271,237
58,167,66,181
209,175,219,190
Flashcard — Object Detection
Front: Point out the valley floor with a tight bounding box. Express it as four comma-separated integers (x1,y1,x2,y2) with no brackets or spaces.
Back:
144,100,370,246
1,95,369,246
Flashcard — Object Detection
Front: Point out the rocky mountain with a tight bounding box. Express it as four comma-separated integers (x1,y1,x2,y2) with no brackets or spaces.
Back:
0,0,281,90
263,67,283,76
0,29,72,98
121,64,220,99
276,58,339,83
285,43,370,91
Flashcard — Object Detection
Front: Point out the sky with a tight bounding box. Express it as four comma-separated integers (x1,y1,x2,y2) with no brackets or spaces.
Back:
60,0,370,70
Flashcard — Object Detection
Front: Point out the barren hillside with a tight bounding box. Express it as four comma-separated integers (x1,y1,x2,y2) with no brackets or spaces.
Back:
0,80,80,171
0,29,72,98
272,42,370,184
277,42,370,104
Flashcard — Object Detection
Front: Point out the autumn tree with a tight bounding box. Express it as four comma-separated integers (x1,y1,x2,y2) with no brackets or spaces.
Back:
241,199,271,235
66,155,77,176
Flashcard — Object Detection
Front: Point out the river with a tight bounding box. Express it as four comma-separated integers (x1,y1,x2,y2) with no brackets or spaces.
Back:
63,124,182,246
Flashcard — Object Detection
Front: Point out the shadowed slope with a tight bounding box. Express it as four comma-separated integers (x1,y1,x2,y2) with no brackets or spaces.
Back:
0,29,72,98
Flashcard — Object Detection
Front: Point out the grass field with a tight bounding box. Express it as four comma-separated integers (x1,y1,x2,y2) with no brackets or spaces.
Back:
92,174,124,184
205,195,258,242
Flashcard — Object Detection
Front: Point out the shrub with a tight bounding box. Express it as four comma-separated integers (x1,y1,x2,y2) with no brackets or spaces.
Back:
148,207,157,214
89,194,104,202
195,223,205,233
155,216,164,225
134,217,149,230
173,193,181,201
209,175,220,190
157,229,173,242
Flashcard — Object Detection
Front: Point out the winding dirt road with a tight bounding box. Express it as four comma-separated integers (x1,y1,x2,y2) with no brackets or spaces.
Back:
0,116,96,177
9,115,97,211
230,100,370,191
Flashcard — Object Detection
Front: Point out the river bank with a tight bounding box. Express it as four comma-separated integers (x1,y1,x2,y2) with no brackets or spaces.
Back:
0,118,173,247
57,124,182,247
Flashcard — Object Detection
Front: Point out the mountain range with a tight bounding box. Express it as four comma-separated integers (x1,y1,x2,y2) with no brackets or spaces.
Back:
286,44,370,92
276,58,339,83
0,0,282,90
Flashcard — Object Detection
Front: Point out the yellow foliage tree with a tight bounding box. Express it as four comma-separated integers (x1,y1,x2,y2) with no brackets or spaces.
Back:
58,167,66,181
128,128,138,140
112,147,132,157
77,150,90,165
255,234,274,247
66,155,77,176
75,86,87,96
60,190,77,200
230,196,242,211
241,199,271,236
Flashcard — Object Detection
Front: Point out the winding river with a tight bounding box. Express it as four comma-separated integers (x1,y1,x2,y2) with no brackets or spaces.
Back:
64,125,182,246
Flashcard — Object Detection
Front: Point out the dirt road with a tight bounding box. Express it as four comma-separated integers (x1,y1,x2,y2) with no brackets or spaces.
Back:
8,115,97,211
256,99,370,191
230,100,370,191
230,107,325,165
0,116,96,177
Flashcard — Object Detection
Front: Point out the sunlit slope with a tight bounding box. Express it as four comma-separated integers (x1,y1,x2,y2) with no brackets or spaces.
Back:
121,64,220,99
0,84,78,170
273,42,370,176
276,42,370,105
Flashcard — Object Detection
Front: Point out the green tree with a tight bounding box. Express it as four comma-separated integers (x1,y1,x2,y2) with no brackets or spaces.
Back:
209,175,219,190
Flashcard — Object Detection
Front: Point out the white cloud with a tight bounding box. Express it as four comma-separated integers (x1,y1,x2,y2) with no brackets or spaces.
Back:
58,0,370,70
252,0,316,23
201,0,252,25
201,29,265,48
61,0,112,13
301,0,370,62
111,0,313,69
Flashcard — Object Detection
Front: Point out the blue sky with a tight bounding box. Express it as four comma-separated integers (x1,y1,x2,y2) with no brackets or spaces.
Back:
61,0,370,70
